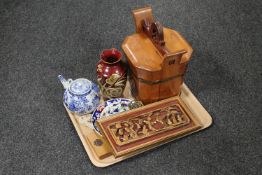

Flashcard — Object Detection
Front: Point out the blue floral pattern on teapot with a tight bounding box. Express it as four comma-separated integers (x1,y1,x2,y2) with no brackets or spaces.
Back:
58,75,100,115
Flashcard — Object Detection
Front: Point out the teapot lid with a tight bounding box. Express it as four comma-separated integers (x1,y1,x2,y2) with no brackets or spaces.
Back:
69,78,92,95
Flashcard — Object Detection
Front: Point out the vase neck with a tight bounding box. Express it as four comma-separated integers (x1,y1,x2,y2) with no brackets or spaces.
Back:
100,48,122,65
101,56,121,65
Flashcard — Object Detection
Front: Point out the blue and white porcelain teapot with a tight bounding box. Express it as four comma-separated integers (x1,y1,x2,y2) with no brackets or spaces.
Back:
58,75,100,115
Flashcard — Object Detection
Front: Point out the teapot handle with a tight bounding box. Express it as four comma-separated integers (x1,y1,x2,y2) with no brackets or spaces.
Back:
58,75,72,89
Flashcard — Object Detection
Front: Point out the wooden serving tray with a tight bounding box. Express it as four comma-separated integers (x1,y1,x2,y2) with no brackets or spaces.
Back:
64,82,212,167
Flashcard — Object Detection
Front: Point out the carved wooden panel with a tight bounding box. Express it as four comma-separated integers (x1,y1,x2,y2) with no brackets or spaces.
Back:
97,97,201,157
108,105,190,146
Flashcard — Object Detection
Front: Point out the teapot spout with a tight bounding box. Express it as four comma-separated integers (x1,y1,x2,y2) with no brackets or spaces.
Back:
58,74,70,89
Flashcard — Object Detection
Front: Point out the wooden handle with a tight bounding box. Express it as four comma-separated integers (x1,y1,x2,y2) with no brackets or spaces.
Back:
132,7,153,33
142,19,169,55
142,20,165,46
132,7,187,64
132,7,168,55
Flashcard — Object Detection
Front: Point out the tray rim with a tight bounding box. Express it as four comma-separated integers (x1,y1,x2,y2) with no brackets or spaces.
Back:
64,83,212,167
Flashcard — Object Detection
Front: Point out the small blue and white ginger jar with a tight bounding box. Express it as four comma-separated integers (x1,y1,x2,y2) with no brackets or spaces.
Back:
58,75,100,115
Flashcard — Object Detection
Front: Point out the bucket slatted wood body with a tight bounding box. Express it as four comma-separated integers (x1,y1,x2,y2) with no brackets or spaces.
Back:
122,7,193,104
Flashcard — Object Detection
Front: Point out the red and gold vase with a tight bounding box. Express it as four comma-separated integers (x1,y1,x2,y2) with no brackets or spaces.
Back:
96,48,127,99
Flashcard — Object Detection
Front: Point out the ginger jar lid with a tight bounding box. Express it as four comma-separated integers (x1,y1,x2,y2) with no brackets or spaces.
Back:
69,78,92,95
